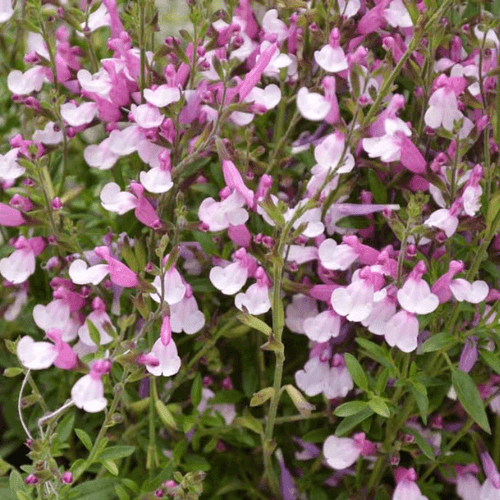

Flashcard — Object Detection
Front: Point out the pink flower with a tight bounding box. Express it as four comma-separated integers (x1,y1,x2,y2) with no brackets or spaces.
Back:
424,198,462,238
150,263,187,306
0,202,25,227
170,287,205,335
100,182,160,228
0,148,24,181
235,267,271,315
331,267,381,322
71,359,111,413
33,299,80,342
314,29,348,73
362,286,398,336
397,261,439,315
77,297,116,347
0,236,45,284
17,329,77,371
60,102,98,127
323,433,374,470
303,309,341,342
285,294,319,334
146,316,181,377
69,246,138,288
325,354,354,399
384,310,419,353
393,468,427,500
210,248,254,295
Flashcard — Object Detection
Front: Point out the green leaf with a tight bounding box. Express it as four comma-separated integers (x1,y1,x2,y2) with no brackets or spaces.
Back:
70,479,119,500
335,407,374,437
334,401,368,417
98,446,136,461
283,385,315,417
420,332,456,353
452,369,491,433
56,411,75,443
0,458,11,476
250,387,274,407
209,390,244,404
403,427,435,460
410,385,429,425
237,312,272,336
16,492,32,500
155,400,177,429
3,368,23,378
367,169,388,204
368,397,390,418
234,411,263,435
114,484,130,500
75,428,93,451
9,471,25,496
102,460,119,476
86,319,101,347
191,373,203,408
344,353,369,391
356,338,393,369
480,350,500,376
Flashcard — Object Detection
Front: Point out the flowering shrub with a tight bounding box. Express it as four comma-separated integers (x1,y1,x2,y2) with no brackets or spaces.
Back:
1,0,500,498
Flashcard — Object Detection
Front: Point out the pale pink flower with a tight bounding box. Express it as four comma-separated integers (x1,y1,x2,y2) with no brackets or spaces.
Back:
456,465,481,500
285,294,319,334
71,359,111,413
210,248,253,295
397,261,439,315
384,0,413,28
0,236,45,284
150,265,187,306
393,468,427,500
362,286,397,336
130,103,164,129
235,267,271,315
146,316,181,377
331,267,380,322
144,85,181,107
0,148,24,181
0,0,14,22
84,138,119,170
314,28,348,73
170,288,205,335
60,102,98,127
323,433,374,470
424,198,462,238
303,309,341,343
198,190,248,232
33,299,79,342
7,66,49,95
33,122,63,145
77,297,116,347
384,310,419,352
325,354,354,399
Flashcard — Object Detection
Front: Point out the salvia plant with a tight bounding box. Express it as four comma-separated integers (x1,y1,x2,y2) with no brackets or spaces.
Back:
1,0,500,498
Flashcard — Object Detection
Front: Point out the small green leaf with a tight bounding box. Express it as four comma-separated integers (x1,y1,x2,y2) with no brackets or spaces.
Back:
403,427,435,460
356,338,393,369
334,401,368,417
114,484,130,500
344,353,369,391
368,397,390,418
9,470,25,495
367,169,388,204
16,492,32,500
250,387,274,407
420,332,456,353
335,407,374,437
452,369,491,433
237,312,272,336
75,428,93,451
234,410,263,435
191,373,203,408
86,319,101,347
56,411,75,443
155,400,177,429
283,385,315,417
3,368,23,378
98,446,136,461
0,457,12,476
102,460,119,476
480,350,500,376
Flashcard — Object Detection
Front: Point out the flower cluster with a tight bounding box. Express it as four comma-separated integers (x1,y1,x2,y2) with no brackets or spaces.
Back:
1,0,500,499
